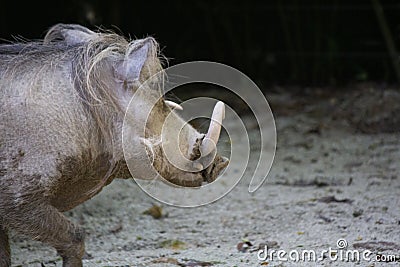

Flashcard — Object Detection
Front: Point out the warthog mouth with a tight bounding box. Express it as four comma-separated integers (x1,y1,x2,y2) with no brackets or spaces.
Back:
152,132,229,187
201,154,229,183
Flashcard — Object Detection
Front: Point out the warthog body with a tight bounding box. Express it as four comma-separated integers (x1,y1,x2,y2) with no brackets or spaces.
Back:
0,24,228,266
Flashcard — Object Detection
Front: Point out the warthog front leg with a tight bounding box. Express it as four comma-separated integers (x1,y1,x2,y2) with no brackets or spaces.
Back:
0,225,11,267
3,201,85,267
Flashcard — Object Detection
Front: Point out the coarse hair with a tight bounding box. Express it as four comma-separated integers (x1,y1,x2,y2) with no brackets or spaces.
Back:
0,24,164,144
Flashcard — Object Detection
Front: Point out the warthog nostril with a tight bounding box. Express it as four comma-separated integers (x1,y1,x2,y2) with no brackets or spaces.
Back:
189,135,204,161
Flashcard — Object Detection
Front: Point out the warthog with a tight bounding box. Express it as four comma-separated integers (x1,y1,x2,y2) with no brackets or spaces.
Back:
0,24,228,266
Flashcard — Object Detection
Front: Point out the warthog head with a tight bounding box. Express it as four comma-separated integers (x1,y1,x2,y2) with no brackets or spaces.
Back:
44,24,229,187
117,42,229,187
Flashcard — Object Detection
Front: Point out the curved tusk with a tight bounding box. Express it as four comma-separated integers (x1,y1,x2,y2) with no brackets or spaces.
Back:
200,101,225,157
165,100,183,110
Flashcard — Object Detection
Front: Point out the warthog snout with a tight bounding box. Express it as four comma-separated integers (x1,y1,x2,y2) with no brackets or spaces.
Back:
137,100,229,187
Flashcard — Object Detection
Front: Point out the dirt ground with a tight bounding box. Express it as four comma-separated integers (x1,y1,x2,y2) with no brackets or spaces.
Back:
10,85,400,266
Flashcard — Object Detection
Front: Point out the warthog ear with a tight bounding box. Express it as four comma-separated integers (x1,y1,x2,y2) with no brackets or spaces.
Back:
44,23,96,45
114,42,149,83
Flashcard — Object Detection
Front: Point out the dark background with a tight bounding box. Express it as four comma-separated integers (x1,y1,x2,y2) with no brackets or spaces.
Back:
1,0,400,86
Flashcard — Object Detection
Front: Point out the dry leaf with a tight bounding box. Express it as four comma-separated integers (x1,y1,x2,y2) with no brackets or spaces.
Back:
159,239,186,250
143,204,163,219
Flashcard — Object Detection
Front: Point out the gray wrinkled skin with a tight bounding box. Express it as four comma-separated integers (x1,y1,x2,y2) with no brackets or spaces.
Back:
0,24,228,267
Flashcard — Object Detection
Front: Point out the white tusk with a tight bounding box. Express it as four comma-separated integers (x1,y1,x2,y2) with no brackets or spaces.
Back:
165,100,183,110
200,101,225,157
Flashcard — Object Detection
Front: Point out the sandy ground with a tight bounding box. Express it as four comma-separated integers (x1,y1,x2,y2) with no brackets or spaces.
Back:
10,86,400,266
